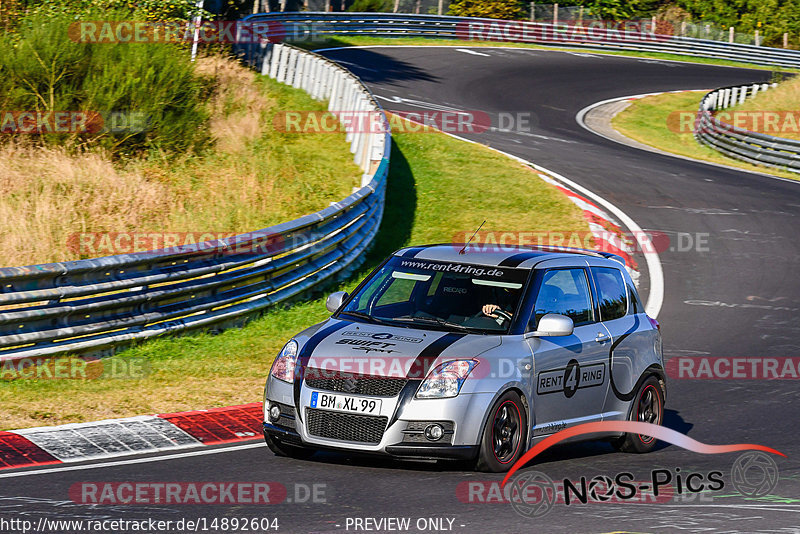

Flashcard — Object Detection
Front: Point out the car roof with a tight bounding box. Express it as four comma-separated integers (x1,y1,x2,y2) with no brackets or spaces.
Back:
393,244,624,269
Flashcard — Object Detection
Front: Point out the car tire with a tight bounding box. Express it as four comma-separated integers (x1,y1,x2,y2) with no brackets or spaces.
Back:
476,391,528,473
264,433,316,460
613,376,664,454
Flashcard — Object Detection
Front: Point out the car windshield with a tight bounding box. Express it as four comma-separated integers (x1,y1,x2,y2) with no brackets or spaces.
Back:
339,256,529,334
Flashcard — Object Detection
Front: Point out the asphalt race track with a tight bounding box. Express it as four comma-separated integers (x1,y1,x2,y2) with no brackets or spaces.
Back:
5,47,800,533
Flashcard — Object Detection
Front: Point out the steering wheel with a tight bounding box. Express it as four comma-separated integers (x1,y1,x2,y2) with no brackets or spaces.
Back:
492,309,513,324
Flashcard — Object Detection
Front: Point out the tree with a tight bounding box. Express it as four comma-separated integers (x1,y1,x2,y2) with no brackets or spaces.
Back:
448,0,527,20
347,0,392,12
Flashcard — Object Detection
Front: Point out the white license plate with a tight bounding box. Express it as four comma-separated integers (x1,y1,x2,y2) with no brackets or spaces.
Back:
310,391,381,415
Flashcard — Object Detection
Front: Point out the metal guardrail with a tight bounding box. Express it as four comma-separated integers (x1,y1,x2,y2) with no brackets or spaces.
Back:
0,45,390,362
242,12,800,69
695,83,800,173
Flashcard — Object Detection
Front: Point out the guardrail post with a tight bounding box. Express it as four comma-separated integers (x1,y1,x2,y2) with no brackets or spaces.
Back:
295,53,306,90
352,96,367,162
310,59,321,99
276,45,288,82
261,42,272,76
271,44,283,80
784,33,789,49
731,87,738,106
321,64,333,99
738,86,747,105
346,82,359,145
328,71,341,112
303,56,314,93
729,26,734,43
755,29,760,46
707,92,717,111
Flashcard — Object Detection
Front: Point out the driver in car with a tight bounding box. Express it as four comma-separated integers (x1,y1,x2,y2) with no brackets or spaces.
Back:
481,287,515,320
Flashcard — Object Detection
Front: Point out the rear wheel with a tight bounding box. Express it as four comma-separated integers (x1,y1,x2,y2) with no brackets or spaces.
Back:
476,391,528,472
264,433,316,460
614,376,664,453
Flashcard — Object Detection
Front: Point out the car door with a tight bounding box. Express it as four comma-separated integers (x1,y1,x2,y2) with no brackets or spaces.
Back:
587,261,658,420
525,262,612,438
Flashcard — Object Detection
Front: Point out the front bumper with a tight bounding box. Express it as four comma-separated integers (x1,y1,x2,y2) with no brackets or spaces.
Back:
264,375,493,461
263,422,478,461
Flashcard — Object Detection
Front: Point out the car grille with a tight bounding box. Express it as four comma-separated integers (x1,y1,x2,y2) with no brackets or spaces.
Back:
305,408,388,444
304,368,407,397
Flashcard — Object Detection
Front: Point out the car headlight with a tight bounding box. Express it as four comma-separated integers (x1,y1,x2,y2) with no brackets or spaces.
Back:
270,340,299,383
416,359,479,399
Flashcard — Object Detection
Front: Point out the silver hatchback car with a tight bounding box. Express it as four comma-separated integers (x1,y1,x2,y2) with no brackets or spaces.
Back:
263,244,666,472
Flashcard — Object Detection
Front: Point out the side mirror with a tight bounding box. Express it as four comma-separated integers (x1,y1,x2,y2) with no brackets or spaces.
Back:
531,313,574,337
326,291,348,314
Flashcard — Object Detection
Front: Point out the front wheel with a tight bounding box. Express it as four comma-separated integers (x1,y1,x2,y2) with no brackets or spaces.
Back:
264,433,316,460
614,376,664,453
476,391,528,472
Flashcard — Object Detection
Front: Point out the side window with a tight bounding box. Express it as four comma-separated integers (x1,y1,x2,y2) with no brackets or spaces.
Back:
529,268,593,329
592,267,628,321
627,283,644,315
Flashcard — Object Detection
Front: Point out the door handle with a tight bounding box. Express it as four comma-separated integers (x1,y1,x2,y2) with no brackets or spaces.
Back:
595,332,609,343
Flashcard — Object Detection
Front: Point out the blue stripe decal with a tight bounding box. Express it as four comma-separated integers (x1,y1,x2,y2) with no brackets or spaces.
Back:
499,252,539,267
293,320,351,422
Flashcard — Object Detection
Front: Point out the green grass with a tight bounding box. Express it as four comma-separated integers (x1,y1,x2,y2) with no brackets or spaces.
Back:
297,35,799,73
1,115,587,430
611,91,800,180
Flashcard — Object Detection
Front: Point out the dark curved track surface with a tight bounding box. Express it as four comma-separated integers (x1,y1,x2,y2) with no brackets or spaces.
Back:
6,48,800,533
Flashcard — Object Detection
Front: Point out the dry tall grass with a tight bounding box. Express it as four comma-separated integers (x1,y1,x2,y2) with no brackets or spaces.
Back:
0,54,360,267
730,76,800,140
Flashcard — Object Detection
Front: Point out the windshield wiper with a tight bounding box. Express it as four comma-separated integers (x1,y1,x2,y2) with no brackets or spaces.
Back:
391,316,476,333
339,311,396,326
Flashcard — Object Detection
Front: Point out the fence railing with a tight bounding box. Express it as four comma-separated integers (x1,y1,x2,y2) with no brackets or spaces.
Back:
241,12,800,68
695,83,800,173
0,45,390,363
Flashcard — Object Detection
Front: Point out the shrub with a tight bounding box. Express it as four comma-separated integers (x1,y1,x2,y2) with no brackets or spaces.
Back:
348,0,393,11
447,0,527,20
0,10,210,156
